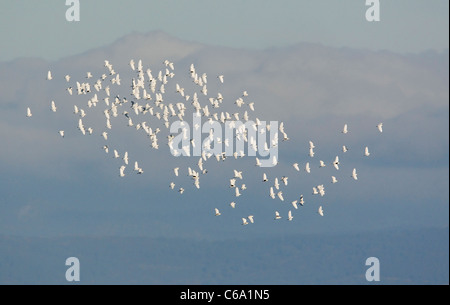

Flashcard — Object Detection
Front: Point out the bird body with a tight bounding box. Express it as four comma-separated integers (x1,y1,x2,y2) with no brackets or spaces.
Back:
342,124,348,134
119,165,126,177
318,206,324,216
333,156,340,170
51,101,57,113
274,211,282,220
288,210,293,221
305,162,311,174
377,123,383,133
352,168,358,180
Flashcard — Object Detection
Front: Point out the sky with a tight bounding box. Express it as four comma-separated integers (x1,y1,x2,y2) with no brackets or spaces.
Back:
0,0,448,284
0,0,448,62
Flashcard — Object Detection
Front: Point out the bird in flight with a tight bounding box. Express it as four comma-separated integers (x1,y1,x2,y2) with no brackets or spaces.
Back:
377,123,383,133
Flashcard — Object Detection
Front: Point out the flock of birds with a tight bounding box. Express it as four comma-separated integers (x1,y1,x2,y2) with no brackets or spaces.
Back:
27,60,384,226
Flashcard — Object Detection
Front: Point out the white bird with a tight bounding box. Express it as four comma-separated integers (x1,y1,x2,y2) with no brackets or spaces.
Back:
277,191,284,201
218,75,224,83
215,208,221,216
269,187,276,199
103,145,109,153
292,201,298,209
318,185,325,197
248,215,254,224
332,176,338,184
179,188,185,194
281,176,288,186
272,156,278,166
119,165,126,177
47,71,52,80
309,141,315,149
319,160,326,168
65,75,70,82
123,152,129,165
255,158,262,167
305,162,311,174
51,101,57,112
318,206,324,217
364,146,370,157
235,187,241,197
293,163,300,172
59,130,65,138
288,211,294,221
309,147,315,158
333,156,340,170
352,168,358,180
113,150,120,159
242,218,249,226
343,145,348,153
377,123,383,133
274,211,282,220
299,195,305,206
174,167,180,177
26,107,32,117
263,173,268,182
312,187,319,195
230,202,236,209
342,124,348,134
170,182,176,190
234,170,243,180
230,179,236,188
102,132,108,140
274,178,280,190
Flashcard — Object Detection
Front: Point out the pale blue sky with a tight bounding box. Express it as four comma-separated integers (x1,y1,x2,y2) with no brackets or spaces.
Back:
0,0,448,62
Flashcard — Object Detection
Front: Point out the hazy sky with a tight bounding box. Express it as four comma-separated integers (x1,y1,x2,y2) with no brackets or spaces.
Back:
0,1,448,285
0,0,448,62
